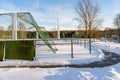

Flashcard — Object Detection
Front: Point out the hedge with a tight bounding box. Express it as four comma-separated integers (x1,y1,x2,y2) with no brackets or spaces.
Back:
0,41,4,61
5,40,35,60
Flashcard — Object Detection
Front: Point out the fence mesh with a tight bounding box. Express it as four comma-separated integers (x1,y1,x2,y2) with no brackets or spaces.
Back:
0,12,55,54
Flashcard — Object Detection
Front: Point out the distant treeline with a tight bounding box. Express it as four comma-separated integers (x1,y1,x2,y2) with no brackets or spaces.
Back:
0,30,104,39
0,31,36,39
49,30,103,38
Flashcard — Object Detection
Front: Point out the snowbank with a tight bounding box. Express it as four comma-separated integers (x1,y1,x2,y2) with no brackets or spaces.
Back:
93,41,120,55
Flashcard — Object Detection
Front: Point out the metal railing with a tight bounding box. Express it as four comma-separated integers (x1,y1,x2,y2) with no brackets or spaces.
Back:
35,38,97,59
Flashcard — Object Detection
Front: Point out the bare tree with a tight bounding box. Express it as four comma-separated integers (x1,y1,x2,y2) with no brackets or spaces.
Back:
18,22,26,31
76,0,102,54
76,0,102,38
114,13,120,27
18,22,26,39
0,26,5,30
114,13,120,39
0,26,5,39
8,25,13,31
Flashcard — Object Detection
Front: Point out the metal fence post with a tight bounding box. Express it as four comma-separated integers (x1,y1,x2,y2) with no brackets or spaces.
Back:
34,40,36,60
3,41,6,61
84,39,86,48
89,38,91,54
80,39,82,46
71,38,73,58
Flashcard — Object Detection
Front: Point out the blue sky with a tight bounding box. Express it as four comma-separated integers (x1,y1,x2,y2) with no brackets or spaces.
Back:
0,0,120,30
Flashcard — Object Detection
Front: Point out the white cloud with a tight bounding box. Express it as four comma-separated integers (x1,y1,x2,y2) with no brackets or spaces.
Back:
0,1,78,30
0,2,22,13
36,0,40,5
30,3,78,30
32,0,41,8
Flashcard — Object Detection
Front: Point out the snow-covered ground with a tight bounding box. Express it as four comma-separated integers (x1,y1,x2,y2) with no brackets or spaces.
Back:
0,63,120,80
0,41,120,80
93,41,120,55
35,44,103,65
